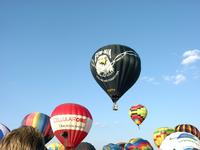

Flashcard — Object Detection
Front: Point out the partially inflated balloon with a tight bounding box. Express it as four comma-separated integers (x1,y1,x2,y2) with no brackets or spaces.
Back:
103,143,121,150
160,132,200,150
153,127,175,148
175,124,200,140
21,112,54,143
90,44,141,110
0,123,10,140
75,142,96,150
128,104,147,127
125,138,153,150
116,142,126,149
50,103,93,149
46,142,65,150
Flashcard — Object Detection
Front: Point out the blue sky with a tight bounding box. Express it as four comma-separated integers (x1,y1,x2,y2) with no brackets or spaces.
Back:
0,1,200,149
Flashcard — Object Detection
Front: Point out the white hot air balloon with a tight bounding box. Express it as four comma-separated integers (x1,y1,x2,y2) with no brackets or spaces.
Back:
160,132,200,150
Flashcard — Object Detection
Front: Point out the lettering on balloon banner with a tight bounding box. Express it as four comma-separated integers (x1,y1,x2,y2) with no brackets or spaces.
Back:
50,114,92,133
178,139,200,148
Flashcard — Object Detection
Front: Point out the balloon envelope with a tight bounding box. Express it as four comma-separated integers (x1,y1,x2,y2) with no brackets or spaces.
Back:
160,132,200,150
125,138,153,150
50,103,93,149
153,127,175,148
46,142,65,150
116,142,126,149
90,44,141,110
103,143,121,150
175,124,200,140
0,123,10,140
75,142,96,150
128,104,147,127
22,112,54,143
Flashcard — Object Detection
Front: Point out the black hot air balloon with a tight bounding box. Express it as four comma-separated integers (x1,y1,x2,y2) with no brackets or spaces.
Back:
90,44,141,110
75,142,96,150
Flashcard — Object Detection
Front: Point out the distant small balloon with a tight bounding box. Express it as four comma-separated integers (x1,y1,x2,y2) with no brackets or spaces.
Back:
103,143,121,150
0,123,10,140
116,142,126,149
128,104,147,127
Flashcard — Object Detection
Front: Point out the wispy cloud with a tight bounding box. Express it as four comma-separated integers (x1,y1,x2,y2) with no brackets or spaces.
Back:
141,76,159,85
93,121,120,128
93,121,107,128
162,49,200,85
163,74,186,85
113,121,120,125
181,49,200,65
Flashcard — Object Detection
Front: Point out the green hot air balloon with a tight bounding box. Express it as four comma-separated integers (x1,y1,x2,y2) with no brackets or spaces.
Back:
90,44,141,110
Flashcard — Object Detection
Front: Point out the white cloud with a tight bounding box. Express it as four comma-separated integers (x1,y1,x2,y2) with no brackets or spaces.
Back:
174,74,186,84
93,121,107,128
141,76,159,85
113,121,120,125
163,74,186,85
181,49,200,65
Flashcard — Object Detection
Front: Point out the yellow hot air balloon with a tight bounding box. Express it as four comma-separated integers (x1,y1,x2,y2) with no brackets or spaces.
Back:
153,127,175,148
128,104,147,128
46,142,65,150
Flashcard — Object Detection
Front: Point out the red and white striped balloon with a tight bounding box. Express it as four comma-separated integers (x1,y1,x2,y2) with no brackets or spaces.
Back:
50,103,93,149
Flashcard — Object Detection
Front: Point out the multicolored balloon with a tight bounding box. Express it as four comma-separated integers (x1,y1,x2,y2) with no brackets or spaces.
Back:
175,124,200,140
46,142,65,150
125,138,153,150
153,127,175,148
50,103,93,149
75,142,96,150
103,143,121,150
116,142,126,149
160,132,200,150
128,104,147,127
90,44,141,110
0,123,10,140
21,112,54,143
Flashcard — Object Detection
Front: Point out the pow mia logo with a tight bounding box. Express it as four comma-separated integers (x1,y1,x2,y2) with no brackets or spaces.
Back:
91,48,136,82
